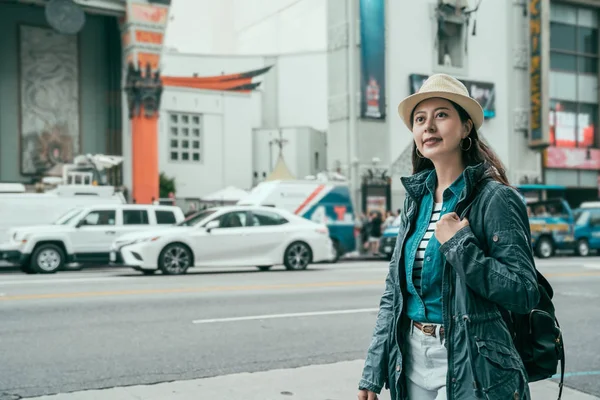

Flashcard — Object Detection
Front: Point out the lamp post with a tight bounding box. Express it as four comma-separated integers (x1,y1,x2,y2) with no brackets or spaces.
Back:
347,0,359,210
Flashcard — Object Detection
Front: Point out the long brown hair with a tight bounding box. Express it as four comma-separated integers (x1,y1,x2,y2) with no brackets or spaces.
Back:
411,100,510,186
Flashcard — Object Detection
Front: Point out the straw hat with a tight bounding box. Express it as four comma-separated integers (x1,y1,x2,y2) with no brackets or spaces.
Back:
397,73,484,131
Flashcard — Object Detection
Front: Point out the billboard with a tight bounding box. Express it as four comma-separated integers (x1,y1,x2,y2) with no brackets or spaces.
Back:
528,0,550,149
359,0,386,120
409,74,496,119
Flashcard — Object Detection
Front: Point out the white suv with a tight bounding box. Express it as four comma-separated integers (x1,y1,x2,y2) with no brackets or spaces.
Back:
0,204,185,274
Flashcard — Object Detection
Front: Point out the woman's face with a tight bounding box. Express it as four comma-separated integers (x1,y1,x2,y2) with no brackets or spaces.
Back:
411,98,472,163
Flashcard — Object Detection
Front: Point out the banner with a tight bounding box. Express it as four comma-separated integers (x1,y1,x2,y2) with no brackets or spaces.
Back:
545,146,600,170
528,0,550,149
409,74,496,119
359,0,386,120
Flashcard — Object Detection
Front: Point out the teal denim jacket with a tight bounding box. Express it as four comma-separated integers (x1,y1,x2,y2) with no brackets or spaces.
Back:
404,171,465,323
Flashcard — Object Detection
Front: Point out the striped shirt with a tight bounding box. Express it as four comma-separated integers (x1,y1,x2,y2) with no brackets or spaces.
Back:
412,202,442,294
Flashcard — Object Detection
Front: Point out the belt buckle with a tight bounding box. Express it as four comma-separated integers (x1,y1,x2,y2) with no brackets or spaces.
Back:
421,324,436,336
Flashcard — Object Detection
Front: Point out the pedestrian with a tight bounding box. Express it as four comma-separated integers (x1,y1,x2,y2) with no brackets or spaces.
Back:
368,211,383,255
357,74,539,400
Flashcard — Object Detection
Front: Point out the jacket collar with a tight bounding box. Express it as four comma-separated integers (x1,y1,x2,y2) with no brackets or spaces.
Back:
401,161,492,203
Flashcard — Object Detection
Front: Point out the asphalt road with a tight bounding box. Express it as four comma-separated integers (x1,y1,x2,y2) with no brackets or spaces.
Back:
1,257,599,399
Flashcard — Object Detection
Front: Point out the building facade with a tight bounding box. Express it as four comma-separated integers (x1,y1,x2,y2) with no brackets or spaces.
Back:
328,0,600,211
542,0,600,206
328,0,540,211
0,0,124,184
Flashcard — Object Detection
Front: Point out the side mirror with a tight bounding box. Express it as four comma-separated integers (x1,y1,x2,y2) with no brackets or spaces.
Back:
76,219,86,228
205,220,220,233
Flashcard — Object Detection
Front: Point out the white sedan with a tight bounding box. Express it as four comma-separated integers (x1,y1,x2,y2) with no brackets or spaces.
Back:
110,205,335,275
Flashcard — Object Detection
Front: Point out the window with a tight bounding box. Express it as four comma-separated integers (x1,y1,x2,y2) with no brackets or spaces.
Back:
216,211,248,228
249,211,288,226
179,209,217,226
123,210,149,225
81,210,116,226
168,112,203,162
155,210,177,224
550,3,599,148
433,5,468,73
590,212,600,227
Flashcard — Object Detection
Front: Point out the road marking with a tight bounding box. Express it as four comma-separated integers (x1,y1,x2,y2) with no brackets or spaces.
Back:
583,264,600,270
192,308,380,324
0,280,383,301
2,270,600,302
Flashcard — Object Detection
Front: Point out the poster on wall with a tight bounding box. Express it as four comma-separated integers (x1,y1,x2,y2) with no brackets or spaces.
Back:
409,74,496,119
19,25,80,176
359,0,386,120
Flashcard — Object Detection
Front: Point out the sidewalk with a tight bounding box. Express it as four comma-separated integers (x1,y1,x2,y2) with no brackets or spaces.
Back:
26,360,598,400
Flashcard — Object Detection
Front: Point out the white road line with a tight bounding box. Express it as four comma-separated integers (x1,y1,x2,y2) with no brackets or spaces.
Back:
192,308,379,324
583,263,600,270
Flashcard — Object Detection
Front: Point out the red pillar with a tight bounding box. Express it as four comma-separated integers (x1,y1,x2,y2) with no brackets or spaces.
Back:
125,62,162,204
131,108,159,204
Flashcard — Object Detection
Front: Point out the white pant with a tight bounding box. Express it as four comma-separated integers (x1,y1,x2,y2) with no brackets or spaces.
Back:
403,322,448,400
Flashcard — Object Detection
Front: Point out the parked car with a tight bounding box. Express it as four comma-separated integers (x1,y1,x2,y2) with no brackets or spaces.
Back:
238,179,355,262
111,205,335,275
573,207,600,256
0,204,185,274
528,199,576,258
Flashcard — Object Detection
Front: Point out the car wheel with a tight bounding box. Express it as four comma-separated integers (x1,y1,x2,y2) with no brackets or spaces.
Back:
257,266,272,272
30,244,65,274
535,237,554,259
159,243,192,275
577,239,590,257
284,242,312,271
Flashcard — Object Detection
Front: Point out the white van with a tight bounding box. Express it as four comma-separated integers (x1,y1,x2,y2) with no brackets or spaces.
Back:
0,204,185,274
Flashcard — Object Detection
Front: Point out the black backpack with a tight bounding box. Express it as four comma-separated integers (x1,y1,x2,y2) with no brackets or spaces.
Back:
463,182,566,399
499,270,565,399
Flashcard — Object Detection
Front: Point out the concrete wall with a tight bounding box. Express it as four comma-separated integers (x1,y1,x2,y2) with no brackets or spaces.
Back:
164,0,326,54
0,2,116,182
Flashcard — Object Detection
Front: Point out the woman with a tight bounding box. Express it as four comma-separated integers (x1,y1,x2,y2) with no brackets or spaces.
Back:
357,74,539,400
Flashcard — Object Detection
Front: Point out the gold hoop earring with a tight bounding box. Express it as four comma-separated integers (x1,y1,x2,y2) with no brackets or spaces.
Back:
461,137,473,151
416,148,426,159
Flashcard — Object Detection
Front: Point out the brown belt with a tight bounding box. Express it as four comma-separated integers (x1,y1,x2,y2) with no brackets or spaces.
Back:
413,321,445,338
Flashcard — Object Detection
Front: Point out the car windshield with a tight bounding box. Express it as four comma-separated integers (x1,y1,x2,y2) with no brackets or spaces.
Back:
177,209,217,226
576,210,590,226
53,208,84,225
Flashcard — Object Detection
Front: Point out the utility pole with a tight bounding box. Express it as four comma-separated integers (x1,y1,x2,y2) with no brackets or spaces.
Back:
269,129,289,165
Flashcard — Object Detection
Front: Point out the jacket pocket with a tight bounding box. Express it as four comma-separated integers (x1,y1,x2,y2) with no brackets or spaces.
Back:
475,340,528,400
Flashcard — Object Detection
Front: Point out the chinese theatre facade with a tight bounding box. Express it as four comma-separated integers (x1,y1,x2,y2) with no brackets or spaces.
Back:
0,0,125,184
